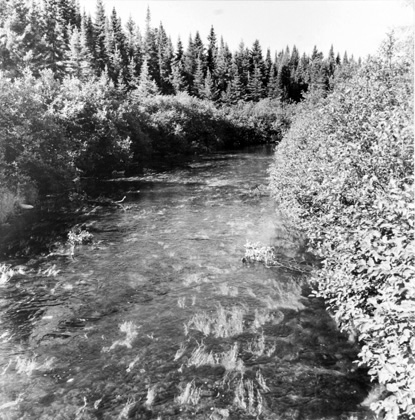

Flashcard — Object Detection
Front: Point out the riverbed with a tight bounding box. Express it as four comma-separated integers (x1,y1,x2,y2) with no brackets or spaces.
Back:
0,147,374,419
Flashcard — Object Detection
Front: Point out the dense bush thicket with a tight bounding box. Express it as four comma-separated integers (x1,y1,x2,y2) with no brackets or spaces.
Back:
269,35,414,419
0,68,294,222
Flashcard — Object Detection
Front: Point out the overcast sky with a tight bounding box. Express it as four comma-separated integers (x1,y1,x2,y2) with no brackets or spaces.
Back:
78,0,413,59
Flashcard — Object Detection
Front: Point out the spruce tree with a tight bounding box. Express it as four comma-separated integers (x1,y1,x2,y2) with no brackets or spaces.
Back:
171,37,187,93
206,25,217,75
143,7,159,83
247,64,264,101
200,69,217,100
267,63,280,99
223,57,243,103
94,0,107,72
193,56,205,97
41,0,67,77
135,58,159,96
214,37,231,95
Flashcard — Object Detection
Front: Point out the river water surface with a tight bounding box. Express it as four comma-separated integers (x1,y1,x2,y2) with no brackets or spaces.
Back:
0,147,374,419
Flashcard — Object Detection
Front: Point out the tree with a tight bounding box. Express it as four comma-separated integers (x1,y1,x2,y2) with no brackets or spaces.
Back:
41,0,67,77
267,63,280,99
214,37,231,95
94,0,108,72
65,25,94,79
170,37,187,93
193,56,205,97
247,64,264,101
135,58,159,96
206,25,217,74
143,7,159,83
222,57,243,104
156,23,173,94
200,69,217,100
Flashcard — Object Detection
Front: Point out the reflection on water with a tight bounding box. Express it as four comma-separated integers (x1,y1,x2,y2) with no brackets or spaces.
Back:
0,147,374,419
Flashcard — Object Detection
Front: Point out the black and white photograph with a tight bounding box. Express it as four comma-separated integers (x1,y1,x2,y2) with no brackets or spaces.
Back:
0,0,413,419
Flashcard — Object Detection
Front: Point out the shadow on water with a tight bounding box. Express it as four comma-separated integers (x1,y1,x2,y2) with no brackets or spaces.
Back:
0,146,375,419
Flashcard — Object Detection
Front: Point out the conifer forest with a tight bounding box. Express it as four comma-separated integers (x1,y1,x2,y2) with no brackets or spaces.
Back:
0,1,413,420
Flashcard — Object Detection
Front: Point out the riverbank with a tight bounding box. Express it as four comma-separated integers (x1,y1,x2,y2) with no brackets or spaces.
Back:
0,69,295,225
269,36,414,419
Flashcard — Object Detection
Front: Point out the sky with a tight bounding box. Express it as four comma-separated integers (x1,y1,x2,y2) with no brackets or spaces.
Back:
78,0,413,59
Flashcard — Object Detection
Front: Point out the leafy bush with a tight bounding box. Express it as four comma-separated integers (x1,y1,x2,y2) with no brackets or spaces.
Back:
52,74,135,176
269,35,414,419
0,69,74,198
221,98,295,146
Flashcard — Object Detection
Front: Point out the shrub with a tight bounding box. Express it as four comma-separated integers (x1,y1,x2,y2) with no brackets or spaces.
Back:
269,34,414,419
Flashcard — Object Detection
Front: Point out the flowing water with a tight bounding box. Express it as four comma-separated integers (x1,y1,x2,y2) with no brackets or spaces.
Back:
0,147,374,420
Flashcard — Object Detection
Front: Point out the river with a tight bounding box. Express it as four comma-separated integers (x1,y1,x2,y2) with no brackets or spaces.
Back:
0,147,374,419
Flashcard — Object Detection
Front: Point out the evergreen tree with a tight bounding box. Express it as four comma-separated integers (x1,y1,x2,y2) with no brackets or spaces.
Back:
170,37,187,93
222,57,243,103
110,7,127,68
135,58,159,96
94,0,108,72
124,15,142,84
193,31,205,62
64,14,94,79
276,54,291,101
206,25,217,74
327,44,336,79
234,42,250,97
183,35,196,90
200,69,217,100
156,23,173,93
41,0,67,77
267,63,280,99
193,56,205,97
66,25,93,79
214,37,231,95
264,48,272,86
308,45,328,91
247,64,264,101
143,7,159,83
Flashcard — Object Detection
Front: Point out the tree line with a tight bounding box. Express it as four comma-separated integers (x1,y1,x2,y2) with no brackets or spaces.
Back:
0,0,358,103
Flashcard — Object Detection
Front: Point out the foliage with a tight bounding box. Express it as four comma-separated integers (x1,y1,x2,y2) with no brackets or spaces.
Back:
0,69,74,198
269,35,414,419
0,0,352,101
51,75,135,175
